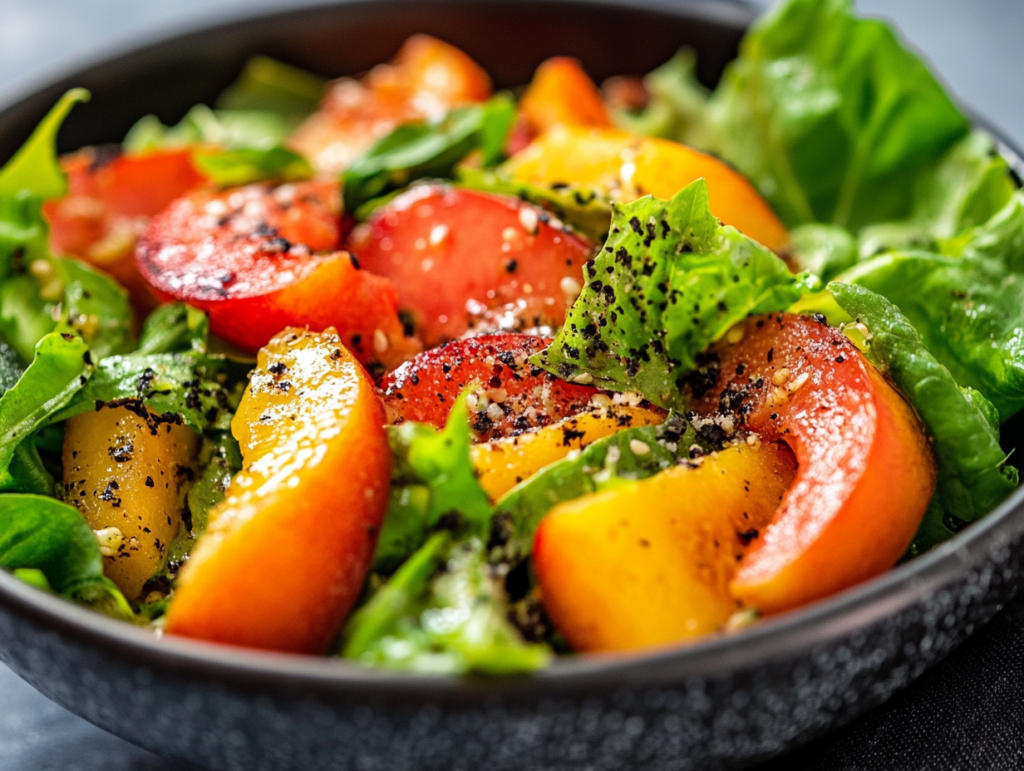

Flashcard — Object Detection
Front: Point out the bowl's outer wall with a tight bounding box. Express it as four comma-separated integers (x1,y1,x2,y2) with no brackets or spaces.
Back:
1,2,1024,770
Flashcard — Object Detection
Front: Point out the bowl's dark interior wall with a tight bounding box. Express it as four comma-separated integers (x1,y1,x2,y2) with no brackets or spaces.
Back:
0,0,749,159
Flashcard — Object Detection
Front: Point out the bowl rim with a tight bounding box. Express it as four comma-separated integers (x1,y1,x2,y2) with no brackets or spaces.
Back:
0,0,1022,705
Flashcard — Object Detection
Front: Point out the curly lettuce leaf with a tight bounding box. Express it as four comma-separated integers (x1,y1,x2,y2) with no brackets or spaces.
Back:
703,0,968,230
829,282,1017,552
373,395,491,572
839,252,1024,421
343,534,549,674
533,179,812,410
858,131,1017,259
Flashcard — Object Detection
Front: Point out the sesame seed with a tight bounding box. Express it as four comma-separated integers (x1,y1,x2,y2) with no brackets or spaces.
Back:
726,325,745,345
429,224,449,246
560,276,582,297
771,367,791,386
571,372,594,384
518,206,539,235
629,439,651,456
373,329,388,354
787,372,810,393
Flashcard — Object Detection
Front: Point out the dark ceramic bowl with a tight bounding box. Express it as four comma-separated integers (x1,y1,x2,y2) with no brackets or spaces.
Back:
1,2,1022,770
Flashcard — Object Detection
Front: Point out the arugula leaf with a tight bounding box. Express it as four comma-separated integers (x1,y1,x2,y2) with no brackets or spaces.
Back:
373,395,491,572
343,94,516,214
48,351,244,433
533,179,812,410
193,146,313,187
612,49,709,144
0,332,91,490
215,56,326,116
51,257,134,359
829,282,1017,552
703,0,968,230
490,414,700,564
343,535,550,674
839,252,1024,421
137,303,209,355
456,166,612,242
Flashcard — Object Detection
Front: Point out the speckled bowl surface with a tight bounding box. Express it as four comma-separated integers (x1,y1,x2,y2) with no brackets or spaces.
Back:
1,2,1023,769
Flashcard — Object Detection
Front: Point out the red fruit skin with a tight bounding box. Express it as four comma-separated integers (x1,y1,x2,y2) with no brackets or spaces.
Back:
136,180,417,367
348,185,594,347
45,148,207,309
694,313,936,614
379,333,599,441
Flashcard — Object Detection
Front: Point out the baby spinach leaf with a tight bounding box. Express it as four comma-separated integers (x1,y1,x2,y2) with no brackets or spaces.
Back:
703,0,968,230
193,146,313,187
344,535,550,674
829,282,1017,552
373,395,491,572
137,303,209,355
48,351,245,434
343,94,516,214
0,332,91,490
533,179,812,410
839,252,1024,421
490,414,700,564
0,493,134,618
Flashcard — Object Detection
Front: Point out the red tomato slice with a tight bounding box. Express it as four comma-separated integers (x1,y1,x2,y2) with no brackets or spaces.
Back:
45,148,207,308
693,313,936,614
348,185,594,347
380,333,599,441
136,180,418,368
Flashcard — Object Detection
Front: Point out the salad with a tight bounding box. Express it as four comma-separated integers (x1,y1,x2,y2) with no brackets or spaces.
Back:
0,0,1019,674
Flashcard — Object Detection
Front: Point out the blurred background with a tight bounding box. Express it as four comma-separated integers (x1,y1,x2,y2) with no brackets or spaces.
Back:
0,0,1021,769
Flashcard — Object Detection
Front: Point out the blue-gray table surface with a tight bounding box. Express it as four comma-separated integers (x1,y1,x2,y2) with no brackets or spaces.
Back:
1,1,1023,769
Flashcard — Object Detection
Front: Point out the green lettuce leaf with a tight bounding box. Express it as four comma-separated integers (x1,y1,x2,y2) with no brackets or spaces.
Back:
858,131,1017,259
829,282,1017,552
343,94,516,214
343,534,550,674
373,395,491,573
958,191,1024,272
0,332,91,491
124,105,296,153
533,179,812,410
789,223,857,280
703,0,968,230
490,414,702,564
839,252,1024,420
611,49,709,144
